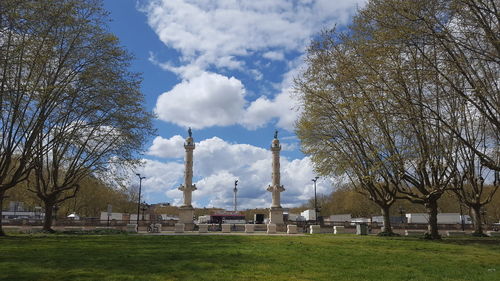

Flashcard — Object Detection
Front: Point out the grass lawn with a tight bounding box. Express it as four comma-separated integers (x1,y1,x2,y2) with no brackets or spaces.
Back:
1,233,499,281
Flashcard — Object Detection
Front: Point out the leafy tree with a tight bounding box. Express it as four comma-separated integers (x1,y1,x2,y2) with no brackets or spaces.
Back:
356,0,499,168
355,0,499,239
296,30,404,235
0,0,154,234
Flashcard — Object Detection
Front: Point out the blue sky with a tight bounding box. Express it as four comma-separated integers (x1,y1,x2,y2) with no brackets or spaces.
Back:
102,0,365,209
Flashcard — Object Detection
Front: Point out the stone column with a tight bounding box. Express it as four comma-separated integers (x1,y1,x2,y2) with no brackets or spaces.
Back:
178,128,197,229
267,131,285,225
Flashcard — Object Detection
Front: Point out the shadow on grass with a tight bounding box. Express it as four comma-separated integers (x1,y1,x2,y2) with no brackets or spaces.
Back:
440,237,500,247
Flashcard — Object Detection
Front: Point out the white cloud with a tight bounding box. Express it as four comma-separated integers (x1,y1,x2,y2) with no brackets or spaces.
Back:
139,159,184,193
147,135,185,158
141,0,365,72
263,51,285,61
242,88,300,131
144,0,365,131
154,71,246,129
143,135,330,209
154,70,300,130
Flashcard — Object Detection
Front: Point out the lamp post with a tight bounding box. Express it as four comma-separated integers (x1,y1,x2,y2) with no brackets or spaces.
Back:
312,176,319,224
233,180,238,212
136,173,145,226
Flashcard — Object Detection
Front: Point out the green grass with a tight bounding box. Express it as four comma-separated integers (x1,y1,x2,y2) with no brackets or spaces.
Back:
1,234,499,280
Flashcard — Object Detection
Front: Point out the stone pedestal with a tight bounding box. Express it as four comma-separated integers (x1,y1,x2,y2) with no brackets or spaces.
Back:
334,226,346,234
221,224,231,233
245,224,255,233
310,224,321,234
198,224,208,233
287,224,297,234
178,207,194,226
174,223,185,233
126,224,138,233
267,223,277,234
269,207,284,225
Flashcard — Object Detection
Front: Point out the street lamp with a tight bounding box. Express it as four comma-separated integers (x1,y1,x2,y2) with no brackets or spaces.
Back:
233,180,238,212
136,173,146,226
312,176,319,224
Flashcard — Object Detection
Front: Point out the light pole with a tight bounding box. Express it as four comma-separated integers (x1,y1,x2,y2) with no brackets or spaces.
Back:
312,176,319,224
136,173,145,226
233,180,238,212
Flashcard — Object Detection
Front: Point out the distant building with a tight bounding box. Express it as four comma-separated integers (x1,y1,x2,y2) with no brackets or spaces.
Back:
198,213,246,224
372,216,406,225
301,209,317,221
328,214,352,222
2,202,44,220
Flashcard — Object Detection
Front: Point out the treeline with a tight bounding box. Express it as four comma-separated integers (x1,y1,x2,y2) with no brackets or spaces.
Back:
0,0,154,235
4,176,137,218
296,0,499,239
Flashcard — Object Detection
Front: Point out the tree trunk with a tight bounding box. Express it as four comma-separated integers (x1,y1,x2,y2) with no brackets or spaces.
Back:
381,206,393,234
425,200,441,239
0,191,5,236
43,201,55,232
470,205,483,235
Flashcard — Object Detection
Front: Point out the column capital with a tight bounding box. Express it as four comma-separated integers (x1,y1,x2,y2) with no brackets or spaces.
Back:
267,185,285,193
178,184,197,192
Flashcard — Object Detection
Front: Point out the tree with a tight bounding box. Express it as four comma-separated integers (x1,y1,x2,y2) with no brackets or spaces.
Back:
0,0,79,235
449,108,499,235
0,0,154,234
359,0,500,171
352,1,462,239
353,0,499,239
296,30,403,235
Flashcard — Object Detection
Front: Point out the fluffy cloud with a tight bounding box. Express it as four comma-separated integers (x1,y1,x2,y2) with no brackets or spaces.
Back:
139,159,184,193
143,136,330,209
147,135,185,158
242,88,299,131
144,0,365,131
141,0,366,71
153,71,304,131
154,70,300,130
154,71,246,129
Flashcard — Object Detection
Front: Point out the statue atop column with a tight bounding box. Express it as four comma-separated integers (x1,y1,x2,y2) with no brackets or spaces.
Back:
267,130,285,224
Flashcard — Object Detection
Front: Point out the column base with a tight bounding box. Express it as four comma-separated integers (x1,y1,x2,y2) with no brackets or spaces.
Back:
178,206,195,227
269,207,284,225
